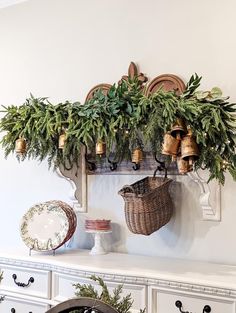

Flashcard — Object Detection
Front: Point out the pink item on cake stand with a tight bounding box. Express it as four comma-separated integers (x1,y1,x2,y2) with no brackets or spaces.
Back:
85,219,112,255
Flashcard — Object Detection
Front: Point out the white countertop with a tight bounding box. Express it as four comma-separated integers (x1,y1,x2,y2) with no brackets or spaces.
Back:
0,248,236,292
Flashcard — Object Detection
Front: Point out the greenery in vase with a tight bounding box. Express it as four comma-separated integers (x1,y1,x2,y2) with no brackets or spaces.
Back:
73,275,145,313
0,73,236,184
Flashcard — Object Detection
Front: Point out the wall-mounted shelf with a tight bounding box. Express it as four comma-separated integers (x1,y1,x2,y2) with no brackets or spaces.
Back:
55,63,221,222
57,152,221,222
85,153,178,175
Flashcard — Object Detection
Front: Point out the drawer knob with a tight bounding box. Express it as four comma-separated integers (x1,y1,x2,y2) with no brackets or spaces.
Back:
12,274,34,287
175,300,190,313
11,308,33,313
175,300,212,313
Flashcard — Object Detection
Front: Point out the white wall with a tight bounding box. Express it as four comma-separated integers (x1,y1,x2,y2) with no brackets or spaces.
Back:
0,0,236,264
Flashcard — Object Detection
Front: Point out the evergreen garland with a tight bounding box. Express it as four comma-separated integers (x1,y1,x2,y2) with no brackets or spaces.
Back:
0,95,83,169
0,74,236,184
139,75,236,184
73,275,145,313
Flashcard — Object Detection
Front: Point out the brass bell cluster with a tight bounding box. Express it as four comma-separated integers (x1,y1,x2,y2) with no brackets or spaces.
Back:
162,119,199,174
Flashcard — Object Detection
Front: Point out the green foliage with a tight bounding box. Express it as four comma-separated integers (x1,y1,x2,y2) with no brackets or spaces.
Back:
0,95,83,169
182,73,202,98
139,77,236,184
0,74,236,184
73,275,145,313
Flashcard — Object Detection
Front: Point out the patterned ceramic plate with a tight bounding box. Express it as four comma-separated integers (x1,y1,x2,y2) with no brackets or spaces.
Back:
20,200,72,251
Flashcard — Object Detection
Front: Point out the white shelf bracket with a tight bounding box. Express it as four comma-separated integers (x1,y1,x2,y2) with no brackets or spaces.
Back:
55,150,87,213
188,170,221,221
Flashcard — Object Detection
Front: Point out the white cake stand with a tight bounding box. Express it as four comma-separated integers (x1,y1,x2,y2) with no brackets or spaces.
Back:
86,230,112,255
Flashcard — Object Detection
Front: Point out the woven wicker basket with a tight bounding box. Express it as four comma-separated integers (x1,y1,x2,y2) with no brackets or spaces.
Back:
118,176,173,235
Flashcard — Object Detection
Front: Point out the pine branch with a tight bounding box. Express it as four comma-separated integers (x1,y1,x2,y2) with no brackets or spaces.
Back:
0,75,236,184
73,275,145,313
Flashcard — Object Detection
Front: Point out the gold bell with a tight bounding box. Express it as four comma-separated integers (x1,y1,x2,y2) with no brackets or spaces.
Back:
58,133,66,149
177,155,192,174
96,141,106,156
132,148,143,164
162,132,180,157
170,118,187,140
181,129,199,166
15,137,26,154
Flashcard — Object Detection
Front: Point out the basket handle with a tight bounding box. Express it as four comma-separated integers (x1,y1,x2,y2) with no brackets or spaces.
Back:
153,166,167,179
118,184,136,196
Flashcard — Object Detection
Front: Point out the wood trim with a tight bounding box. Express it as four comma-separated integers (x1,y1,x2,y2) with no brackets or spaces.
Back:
46,297,119,313
145,74,186,96
85,83,112,102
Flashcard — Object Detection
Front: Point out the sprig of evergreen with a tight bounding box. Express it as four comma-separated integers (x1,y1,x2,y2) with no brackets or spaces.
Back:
0,96,83,170
182,73,202,98
73,275,145,313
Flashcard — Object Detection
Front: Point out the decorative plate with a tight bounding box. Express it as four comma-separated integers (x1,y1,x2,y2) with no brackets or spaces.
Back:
20,200,76,251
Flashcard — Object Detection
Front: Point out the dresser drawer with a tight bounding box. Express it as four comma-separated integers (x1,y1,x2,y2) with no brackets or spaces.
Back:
0,264,51,299
0,294,49,313
52,272,147,313
150,288,234,313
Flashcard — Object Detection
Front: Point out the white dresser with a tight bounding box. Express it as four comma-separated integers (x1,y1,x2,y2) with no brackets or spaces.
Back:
0,249,236,313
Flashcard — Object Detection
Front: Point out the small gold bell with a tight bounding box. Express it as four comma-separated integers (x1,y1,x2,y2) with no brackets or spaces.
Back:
15,137,26,154
96,141,106,156
177,155,192,174
58,133,66,149
132,148,143,164
162,132,180,157
181,128,199,166
170,118,187,140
